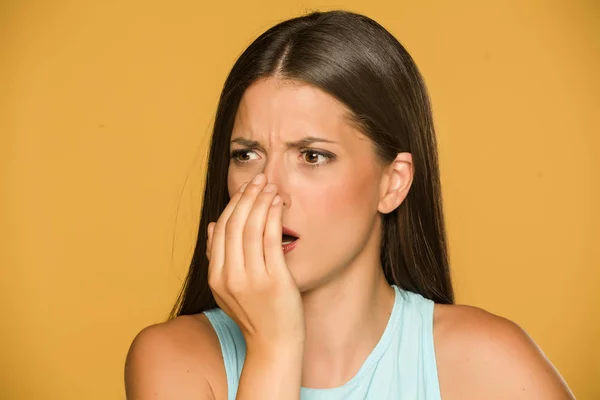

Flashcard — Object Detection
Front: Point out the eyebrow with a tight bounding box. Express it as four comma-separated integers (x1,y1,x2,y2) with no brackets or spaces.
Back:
230,136,337,149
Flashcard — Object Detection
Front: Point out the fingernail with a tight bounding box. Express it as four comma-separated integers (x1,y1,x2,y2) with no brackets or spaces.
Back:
271,195,281,205
252,173,265,185
240,182,249,192
263,183,276,192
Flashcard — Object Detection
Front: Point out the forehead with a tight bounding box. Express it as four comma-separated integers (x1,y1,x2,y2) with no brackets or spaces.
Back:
232,78,359,141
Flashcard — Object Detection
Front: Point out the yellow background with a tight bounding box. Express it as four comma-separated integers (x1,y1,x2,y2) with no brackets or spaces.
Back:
1,0,598,398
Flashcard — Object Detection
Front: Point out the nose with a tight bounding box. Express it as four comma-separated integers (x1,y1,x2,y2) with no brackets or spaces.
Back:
263,163,291,209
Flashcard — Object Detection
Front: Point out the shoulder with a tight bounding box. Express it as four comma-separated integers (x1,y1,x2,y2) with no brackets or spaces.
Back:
124,313,227,400
432,303,574,400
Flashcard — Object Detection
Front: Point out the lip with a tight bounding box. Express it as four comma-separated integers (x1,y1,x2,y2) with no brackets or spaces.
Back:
282,238,299,254
282,226,300,238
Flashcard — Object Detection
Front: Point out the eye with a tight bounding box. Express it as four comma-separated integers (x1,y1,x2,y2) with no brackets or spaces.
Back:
300,149,334,168
230,148,335,168
230,149,260,164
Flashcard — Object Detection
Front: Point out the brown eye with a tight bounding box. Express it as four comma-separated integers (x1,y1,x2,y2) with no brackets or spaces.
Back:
237,151,250,161
230,149,259,164
299,149,334,168
303,151,320,164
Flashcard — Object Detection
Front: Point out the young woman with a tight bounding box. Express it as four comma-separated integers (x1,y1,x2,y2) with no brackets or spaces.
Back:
125,10,574,400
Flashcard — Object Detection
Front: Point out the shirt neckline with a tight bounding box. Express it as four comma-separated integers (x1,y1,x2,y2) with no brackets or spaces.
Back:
300,284,402,394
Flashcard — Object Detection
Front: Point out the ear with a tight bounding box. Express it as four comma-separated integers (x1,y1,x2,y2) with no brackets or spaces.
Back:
377,152,413,214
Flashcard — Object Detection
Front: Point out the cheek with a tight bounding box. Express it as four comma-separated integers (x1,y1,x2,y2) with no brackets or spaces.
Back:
310,171,376,224
227,171,237,197
227,168,249,197
228,164,261,197
298,174,377,275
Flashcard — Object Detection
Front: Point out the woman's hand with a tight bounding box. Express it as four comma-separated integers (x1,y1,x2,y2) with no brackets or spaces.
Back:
206,173,305,350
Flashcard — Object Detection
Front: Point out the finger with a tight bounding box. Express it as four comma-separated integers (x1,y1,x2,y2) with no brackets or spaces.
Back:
243,183,279,275
209,183,248,277
224,174,268,274
263,194,288,277
206,222,215,261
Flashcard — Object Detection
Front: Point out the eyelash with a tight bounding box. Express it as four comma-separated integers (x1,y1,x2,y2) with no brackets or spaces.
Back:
229,148,335,168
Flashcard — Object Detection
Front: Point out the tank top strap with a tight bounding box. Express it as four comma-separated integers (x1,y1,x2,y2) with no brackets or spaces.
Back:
203,308,246,400
396,288,441,398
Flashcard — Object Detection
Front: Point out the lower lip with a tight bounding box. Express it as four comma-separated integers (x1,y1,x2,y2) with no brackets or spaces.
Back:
282,239,299,254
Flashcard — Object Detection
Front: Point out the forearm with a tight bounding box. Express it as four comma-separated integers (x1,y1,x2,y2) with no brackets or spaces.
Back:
236,342,304,400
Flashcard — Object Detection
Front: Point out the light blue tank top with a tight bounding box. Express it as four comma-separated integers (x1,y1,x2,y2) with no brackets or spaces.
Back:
203,285,441,400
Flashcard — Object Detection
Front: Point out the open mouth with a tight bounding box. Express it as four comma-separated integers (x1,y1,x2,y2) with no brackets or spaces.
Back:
282,233,298,245
281,227,299,254
281,233,299,254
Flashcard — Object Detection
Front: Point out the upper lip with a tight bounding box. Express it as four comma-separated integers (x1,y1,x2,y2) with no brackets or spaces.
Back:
282,226,300,238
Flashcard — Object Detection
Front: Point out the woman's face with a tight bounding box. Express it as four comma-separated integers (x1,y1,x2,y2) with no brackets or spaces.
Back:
227,77,390,292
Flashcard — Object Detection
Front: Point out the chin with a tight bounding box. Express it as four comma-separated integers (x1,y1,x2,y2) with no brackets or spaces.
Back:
286,261,316,293
287,260,338,294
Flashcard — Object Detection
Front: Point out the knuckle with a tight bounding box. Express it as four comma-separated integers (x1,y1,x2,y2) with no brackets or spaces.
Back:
225,276,245,294
239,185,259,200
224,216,240,236
247,183,263,194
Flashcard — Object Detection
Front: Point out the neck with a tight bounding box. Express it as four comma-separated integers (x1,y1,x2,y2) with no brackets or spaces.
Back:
299,264,395,389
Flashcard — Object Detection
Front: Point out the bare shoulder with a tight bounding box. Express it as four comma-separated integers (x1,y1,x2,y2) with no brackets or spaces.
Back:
124,313,227,400
432,303,575,400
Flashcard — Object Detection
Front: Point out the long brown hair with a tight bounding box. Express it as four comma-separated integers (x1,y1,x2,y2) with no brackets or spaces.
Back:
171,10,454,318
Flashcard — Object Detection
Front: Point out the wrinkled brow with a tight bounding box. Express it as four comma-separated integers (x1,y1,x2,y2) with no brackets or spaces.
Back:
230,136,337,149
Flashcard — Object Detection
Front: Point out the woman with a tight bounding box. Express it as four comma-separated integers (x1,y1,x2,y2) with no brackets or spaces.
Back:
125,10,574,399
